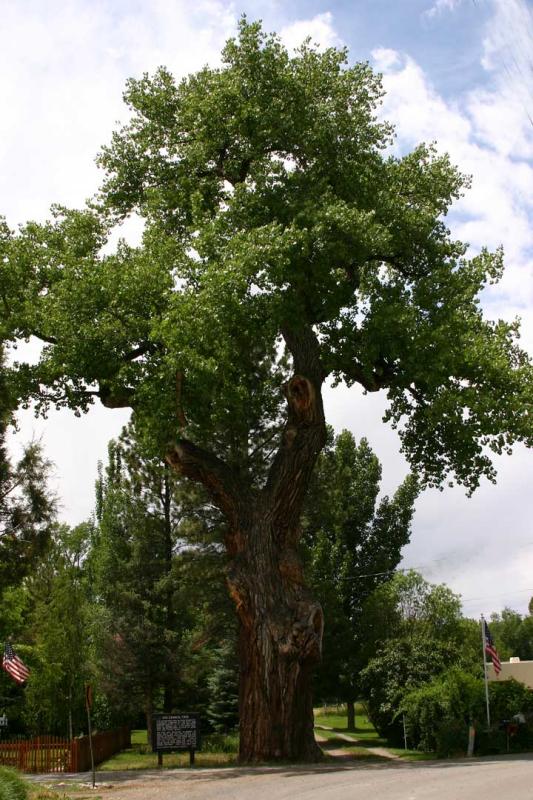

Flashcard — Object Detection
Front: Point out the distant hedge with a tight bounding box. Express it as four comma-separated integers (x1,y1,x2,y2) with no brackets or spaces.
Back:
400,670,533,756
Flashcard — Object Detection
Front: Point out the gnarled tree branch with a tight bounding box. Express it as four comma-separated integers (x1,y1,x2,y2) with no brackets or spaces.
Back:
343,359,396,392
166,438,249,539
263,326,327,535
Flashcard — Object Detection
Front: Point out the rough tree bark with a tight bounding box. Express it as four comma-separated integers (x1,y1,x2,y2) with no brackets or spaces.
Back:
166,327,327,762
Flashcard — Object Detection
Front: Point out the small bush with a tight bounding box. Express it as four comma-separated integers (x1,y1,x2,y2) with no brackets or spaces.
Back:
0,767,28,800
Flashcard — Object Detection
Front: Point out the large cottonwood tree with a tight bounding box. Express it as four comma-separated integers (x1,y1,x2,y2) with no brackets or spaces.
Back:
2,21,532,761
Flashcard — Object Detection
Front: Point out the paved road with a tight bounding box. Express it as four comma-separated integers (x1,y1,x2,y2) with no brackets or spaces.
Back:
37,755,533,800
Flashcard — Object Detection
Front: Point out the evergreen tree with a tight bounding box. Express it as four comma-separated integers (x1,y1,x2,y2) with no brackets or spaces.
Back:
0,348,56,591
90,425,231,738
206,637,239,733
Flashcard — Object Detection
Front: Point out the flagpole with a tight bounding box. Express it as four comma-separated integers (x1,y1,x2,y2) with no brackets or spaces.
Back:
481,616,491,729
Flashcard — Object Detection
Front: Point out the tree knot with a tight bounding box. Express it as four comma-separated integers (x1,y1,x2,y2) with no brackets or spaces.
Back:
285,375,317,423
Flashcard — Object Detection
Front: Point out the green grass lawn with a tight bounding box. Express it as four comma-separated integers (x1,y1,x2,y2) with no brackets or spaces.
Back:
388,748,436,761
29,786,103,800
99,715,435,770
98,730,238,770
314,706,386,743
314,705,436,761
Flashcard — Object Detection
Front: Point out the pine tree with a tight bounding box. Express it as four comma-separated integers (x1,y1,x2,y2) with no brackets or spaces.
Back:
0,347,56,591
206,637,239,734
90,425,230,738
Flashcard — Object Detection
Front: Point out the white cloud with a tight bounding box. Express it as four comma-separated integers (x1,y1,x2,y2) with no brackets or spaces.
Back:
1,0,239,521
481,0,533,74
372,47,401,72
371,45,533,347
0,0,237,225
280,12,343,52
369,8,533,614
424,0,463,20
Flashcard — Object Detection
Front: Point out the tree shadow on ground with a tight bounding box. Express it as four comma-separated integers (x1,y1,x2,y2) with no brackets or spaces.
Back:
31,752,533,788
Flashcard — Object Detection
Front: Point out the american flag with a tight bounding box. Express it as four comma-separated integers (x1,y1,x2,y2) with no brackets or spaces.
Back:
2,642,30,685
484,621,502,675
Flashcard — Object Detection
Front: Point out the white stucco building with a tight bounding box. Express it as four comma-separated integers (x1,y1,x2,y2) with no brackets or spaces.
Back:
487,658,533,689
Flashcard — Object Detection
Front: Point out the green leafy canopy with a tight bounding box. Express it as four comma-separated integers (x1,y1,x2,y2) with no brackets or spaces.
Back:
1,19,531,490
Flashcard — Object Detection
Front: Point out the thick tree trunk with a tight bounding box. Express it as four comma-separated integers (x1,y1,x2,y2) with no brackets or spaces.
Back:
228,511,324,762
346,699,355,732
167,325,327,762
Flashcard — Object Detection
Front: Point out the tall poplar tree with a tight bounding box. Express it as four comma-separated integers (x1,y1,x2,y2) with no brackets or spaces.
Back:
2,22,532,761
303,430,418,729
24,524,90,738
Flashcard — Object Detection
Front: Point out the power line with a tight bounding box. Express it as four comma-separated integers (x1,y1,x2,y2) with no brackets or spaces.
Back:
340,557,452,581
461,586,533,606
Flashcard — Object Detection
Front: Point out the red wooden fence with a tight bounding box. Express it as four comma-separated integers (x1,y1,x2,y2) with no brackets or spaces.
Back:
0,727,130,773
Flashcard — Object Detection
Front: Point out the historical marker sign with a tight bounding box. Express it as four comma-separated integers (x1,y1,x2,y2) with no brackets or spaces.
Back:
152,713,201,753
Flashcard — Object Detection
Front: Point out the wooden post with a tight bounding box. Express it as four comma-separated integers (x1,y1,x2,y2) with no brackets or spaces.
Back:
85,685,96,787
157,751,163,767
467,723,475,757
189,748,195,766
70,737,78,772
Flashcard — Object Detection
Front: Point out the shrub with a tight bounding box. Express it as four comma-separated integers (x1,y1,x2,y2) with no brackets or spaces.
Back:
0,767,28,800
402,671,533,755
435,719,470,758
489,679,533,722
400,668,485,753
360,637,467,745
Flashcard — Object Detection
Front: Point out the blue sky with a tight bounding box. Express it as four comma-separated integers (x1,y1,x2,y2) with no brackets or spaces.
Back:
2,0,532,620
243,0,492,94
